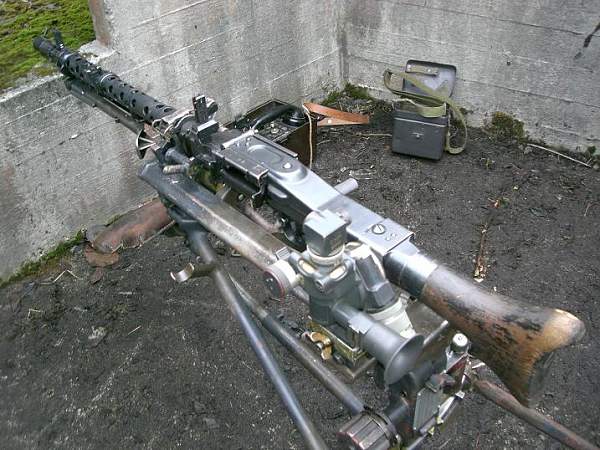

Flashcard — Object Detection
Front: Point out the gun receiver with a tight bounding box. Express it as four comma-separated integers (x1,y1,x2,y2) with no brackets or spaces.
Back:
33,33,589,448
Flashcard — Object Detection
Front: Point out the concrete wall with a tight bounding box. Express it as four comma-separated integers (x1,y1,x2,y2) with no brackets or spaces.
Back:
0,0,343,280
343,0,600,151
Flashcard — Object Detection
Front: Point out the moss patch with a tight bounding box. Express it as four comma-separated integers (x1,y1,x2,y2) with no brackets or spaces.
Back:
322,89,343,106
0,230,85,288
0,0,95,91
322,83,373,106
484,111,527,145
343,83,372,100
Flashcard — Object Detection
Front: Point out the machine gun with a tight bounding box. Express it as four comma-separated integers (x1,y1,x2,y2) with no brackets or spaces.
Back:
33,32,594,450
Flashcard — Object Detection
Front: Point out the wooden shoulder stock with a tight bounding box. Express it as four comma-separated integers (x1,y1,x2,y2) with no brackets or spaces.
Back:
420,265,585,406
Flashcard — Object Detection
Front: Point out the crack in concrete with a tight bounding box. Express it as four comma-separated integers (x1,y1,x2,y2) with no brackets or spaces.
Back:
583,21,600,48
574,21,600,59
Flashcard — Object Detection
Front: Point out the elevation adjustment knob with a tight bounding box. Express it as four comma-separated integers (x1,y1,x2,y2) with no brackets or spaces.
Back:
263,260,299,299
337,411,398,450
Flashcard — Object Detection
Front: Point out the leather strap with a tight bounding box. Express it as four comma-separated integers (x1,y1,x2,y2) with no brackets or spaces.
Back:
383,69,467,154
303,102,369,127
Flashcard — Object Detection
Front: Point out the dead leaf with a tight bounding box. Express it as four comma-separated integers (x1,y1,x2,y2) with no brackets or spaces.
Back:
84,245,119,267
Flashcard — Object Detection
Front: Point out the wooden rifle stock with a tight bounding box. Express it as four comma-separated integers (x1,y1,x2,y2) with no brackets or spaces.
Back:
419,265,585,406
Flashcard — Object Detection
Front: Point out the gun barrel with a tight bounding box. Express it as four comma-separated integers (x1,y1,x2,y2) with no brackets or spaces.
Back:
33,37,175,125
33,36,62,60
384,250,586,407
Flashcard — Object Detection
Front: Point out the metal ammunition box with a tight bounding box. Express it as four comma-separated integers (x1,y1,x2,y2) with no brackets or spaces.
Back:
390,60,456,160
392,104,448,160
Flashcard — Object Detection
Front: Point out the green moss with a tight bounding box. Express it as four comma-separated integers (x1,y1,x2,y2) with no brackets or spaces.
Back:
343,83,372,100
105,213,124,226
322,89,343,106
0,0,95,91
322,83,374,106
0,230,85,288
485,111,527,144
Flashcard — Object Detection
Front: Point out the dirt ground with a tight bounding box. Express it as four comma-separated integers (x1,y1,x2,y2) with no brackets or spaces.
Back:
1,102,599,450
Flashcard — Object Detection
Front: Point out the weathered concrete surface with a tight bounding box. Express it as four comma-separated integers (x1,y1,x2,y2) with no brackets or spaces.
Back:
0,45,147,282
0,1,343,279
100,0,343,120
343,0,600,151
